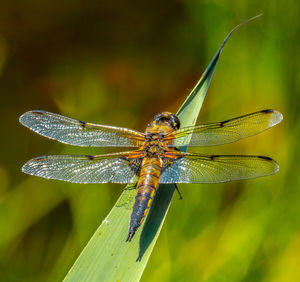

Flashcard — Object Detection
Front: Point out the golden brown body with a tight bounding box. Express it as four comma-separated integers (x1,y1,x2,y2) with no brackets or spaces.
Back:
126,114,178,241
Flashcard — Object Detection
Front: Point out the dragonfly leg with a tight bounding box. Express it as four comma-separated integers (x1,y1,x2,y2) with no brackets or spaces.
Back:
174,184,183,200
123,182,137,191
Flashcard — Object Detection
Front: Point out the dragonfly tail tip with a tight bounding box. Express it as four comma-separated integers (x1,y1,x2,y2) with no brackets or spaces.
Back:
126,229,136,242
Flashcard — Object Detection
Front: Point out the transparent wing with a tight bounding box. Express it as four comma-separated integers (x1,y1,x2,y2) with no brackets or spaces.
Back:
22,151,143,184
19,110,145,147
164,110,282,147
160,152,279,183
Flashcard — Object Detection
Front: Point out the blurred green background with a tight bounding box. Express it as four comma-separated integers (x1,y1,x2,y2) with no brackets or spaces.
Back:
0,0,299,281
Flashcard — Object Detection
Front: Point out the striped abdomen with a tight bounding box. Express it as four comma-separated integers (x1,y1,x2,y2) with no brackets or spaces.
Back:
126,157,162,241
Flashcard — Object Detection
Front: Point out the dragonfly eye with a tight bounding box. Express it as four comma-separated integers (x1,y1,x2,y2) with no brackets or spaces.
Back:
153,112,180,130
153,113,163,122
170,114,180,130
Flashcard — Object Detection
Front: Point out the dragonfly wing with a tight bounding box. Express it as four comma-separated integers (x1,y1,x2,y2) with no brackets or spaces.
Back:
164,110,282,147
19,110,145,147
160,152,279,184
22,151,143,184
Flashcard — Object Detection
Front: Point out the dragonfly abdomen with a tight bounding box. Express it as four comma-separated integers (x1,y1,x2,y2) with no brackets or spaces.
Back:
126,157,162,242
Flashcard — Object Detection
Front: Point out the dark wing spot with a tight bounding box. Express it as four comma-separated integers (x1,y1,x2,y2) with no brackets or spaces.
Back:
261,109,274,114
257,156,273,161
219,118,233,126
86,155,95,160
79,120,87,127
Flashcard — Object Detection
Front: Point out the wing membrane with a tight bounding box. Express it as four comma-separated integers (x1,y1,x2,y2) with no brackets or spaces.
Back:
164,110,282,147
19,110,145,147
22,151,143,183
160,152,279,183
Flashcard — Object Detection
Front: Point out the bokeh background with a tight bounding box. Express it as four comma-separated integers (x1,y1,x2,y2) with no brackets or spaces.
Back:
0,1,299,281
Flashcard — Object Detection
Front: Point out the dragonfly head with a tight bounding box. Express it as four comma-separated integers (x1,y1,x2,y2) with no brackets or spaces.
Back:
153,112,180,130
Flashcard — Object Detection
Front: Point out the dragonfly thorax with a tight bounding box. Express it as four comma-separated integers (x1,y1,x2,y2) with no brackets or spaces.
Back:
143,133,166,157
144,143,165,157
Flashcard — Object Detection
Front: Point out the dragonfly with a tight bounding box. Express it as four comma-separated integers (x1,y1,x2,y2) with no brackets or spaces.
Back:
19,109,282,241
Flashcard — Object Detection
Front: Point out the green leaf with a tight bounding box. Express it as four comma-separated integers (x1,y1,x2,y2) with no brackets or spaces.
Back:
64,15,261,282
